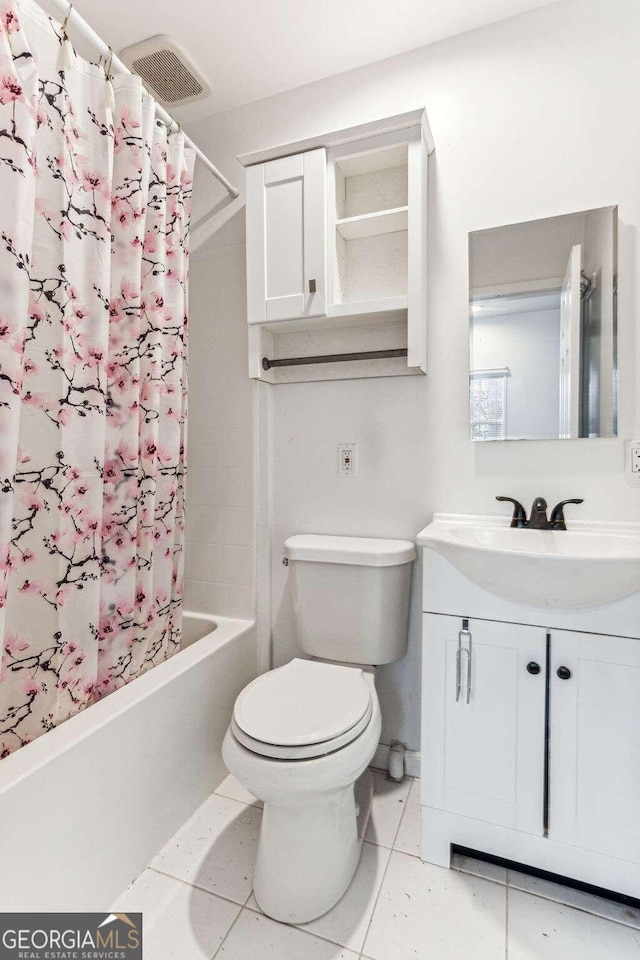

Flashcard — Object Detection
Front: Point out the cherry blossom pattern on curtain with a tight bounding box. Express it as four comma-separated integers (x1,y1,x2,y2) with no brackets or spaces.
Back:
0,0,195,758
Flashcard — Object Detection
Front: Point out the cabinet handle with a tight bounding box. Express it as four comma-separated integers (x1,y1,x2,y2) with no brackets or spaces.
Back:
457,626,472,703
465,629,472,704
527,661,541,675
308,278,317,293
557,665,572,680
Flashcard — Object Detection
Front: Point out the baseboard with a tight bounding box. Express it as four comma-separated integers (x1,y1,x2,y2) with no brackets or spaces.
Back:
371,741,421,779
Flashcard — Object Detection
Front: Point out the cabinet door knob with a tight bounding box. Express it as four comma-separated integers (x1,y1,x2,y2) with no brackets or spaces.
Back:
526,661,541,675
557,665,572,680
308,278,317,293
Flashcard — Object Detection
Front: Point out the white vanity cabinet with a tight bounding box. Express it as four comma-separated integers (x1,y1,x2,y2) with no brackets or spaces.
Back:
420,549,640,899
549,630,640,864
240,110,433,383
422,615,546,835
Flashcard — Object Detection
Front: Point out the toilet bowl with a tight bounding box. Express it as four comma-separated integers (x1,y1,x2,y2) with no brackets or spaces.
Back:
223,658,381,923
223,534,415,924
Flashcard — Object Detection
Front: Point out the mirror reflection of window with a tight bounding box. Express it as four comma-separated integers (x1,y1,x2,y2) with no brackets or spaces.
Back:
469,206,617,442
470,369,508,441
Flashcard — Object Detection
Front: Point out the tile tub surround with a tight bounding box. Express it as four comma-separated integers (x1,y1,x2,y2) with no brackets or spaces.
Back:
185,251,255,621
113,773,640,959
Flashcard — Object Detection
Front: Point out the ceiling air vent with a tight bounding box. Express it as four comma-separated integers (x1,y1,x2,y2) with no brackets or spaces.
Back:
119,36,211,108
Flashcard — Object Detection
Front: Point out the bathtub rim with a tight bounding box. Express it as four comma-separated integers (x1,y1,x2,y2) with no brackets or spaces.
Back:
0,612,255,793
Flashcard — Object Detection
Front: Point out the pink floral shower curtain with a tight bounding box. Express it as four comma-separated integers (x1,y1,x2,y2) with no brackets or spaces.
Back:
0,0,195,757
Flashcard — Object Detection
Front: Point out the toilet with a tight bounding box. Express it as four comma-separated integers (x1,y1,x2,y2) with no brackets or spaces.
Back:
222,534,416,924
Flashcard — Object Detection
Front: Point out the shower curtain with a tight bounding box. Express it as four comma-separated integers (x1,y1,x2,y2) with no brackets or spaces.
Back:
0,0,195,757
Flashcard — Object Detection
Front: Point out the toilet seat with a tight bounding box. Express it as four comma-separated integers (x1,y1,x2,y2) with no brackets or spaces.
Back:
231,658,374,760
230,705,373,759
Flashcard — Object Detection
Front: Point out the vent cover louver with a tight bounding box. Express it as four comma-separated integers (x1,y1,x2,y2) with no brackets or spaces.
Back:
119,36,211,108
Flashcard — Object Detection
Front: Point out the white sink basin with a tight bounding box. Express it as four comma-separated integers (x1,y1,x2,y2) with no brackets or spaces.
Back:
417,514,640,609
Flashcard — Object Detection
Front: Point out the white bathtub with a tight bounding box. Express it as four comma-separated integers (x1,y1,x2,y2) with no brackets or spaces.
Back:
0,612,257,910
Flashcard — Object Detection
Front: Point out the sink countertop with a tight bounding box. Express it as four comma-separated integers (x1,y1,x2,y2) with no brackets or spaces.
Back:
416,513,640,610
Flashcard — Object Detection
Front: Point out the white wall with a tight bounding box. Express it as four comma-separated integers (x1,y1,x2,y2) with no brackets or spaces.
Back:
472,309,561,438
188,0,640,750
185,251,255,619
469,213,586,290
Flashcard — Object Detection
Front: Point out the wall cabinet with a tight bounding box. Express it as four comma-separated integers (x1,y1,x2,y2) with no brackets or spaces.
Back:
421,608,640,898
240,110,433,383
246,149,327,324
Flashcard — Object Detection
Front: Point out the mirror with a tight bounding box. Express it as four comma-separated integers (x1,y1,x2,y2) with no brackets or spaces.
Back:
469,206,617,441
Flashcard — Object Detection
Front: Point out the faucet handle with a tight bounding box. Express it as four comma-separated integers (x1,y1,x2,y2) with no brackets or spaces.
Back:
496,496,527,528
550,498,584,531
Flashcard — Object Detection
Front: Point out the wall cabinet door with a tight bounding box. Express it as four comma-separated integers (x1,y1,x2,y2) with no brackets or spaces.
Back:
548,630,640,862
422,614,546,833
246,148,327,324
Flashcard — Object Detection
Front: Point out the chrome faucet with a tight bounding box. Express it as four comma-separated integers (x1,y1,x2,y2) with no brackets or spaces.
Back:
496,496,584,530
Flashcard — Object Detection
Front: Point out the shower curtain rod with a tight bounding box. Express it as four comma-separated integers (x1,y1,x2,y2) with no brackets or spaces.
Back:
41,0,239,198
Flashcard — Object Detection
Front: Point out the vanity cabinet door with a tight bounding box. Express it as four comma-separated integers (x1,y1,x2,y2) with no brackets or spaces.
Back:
548,630,640,863
422,614,546,833
246,148,327,324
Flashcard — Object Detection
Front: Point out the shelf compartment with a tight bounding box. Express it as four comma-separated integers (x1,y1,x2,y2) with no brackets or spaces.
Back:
336,206,408,241
334,229,408,305
250,311,418,384
335,143,408,219
328,296,408,318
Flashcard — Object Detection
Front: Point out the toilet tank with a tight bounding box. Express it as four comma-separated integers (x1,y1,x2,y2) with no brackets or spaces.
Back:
283,535,416,665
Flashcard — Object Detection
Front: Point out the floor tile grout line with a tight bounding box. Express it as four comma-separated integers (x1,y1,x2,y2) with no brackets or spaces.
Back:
388,775,416,854
357,836,397,958
506,879,640,930
356,774,416,958
155,789,262,847
214,788,261,808
147,865,250,911
242,901,369,955
208,792,260,811
389,775,415,850
210,902,246,960
456,860,640,933
363,771,413,853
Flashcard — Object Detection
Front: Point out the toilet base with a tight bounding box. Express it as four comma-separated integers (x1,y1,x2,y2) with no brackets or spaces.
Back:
253,768,374,924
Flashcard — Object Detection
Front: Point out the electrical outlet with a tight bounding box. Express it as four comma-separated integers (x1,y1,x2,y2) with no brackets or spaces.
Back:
627,441,640,479
338,443,357,477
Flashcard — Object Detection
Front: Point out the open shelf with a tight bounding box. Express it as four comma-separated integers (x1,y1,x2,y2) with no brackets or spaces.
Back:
328,295,408,318
336,206,408,241
335,143,408,219
249,308,418,384
331,140,410,310
333,229,408,305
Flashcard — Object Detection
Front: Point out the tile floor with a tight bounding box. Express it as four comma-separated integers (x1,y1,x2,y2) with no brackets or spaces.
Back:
113,772,640,959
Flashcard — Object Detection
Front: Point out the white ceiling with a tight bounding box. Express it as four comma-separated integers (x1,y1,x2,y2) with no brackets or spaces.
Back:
55,0,560,122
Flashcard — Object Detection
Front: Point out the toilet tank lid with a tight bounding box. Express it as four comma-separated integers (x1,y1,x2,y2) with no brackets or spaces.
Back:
284,534,416,567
